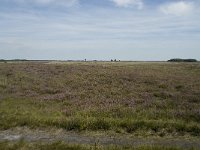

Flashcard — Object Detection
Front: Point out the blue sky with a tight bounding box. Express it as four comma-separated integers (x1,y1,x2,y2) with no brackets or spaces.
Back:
0,0,200,60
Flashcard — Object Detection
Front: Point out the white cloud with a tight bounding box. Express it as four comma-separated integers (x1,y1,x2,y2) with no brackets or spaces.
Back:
111,0,143,9
13,0,79,7
159,1,194,16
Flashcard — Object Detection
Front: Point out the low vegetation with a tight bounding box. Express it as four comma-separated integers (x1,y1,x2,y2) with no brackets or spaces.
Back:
0,141,196,150
168,59,198,62
0,62,200,137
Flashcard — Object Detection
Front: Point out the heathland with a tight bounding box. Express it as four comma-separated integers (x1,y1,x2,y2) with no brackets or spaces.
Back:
0,61,199,149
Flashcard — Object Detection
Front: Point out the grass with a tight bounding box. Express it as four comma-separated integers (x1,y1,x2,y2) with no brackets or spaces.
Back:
0,62,200,137
0,141,196,150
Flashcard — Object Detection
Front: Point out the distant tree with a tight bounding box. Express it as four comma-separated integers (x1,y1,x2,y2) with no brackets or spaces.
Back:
168,58,182,62
114,59,117,62
111,59,113,62
0,59,7,63
184,59,198,62
168,58,197,62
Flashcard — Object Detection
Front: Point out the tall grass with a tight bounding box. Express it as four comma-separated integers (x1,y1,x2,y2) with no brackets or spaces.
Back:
0,99,199,136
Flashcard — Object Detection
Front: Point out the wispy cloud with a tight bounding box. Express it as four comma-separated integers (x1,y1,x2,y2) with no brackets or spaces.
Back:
6,0,79,7
159,1,194,16
0,0,200,60
110,0,143,9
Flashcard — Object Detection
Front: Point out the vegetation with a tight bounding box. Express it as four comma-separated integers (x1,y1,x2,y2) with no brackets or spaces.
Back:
0,141,196,150
168,59,198,62
0,62,200,137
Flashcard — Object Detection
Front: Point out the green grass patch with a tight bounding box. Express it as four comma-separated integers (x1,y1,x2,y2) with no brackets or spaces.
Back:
0,141,196,150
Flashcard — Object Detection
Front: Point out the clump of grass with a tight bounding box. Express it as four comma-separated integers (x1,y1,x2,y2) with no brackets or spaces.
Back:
61,118,83,131
175,85,184,91
86,118,111,130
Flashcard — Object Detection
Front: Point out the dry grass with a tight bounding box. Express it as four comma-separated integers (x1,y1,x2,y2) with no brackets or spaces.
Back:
0,140,194,150
0,62,200,137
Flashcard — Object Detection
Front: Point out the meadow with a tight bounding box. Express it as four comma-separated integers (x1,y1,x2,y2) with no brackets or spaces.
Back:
0,61,200,149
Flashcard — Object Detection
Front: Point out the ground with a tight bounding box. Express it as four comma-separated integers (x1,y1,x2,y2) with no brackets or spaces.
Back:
0,61,200,149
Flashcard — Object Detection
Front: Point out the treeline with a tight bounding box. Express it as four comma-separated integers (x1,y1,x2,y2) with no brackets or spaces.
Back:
0,59,27,62
168,58,198,62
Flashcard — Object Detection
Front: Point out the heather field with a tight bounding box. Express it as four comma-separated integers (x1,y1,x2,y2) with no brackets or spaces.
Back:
0,61,200,149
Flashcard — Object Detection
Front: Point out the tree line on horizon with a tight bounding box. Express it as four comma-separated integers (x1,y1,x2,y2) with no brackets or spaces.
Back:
168,58,198,62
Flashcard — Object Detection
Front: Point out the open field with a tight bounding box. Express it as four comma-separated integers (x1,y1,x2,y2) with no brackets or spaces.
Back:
0,61,200,149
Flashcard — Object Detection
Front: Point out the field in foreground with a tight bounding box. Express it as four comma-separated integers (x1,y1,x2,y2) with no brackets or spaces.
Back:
0,140,198,150
0,62,200,139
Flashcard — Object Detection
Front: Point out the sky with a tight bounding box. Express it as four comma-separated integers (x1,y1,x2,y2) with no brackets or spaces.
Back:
0,0,200,61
